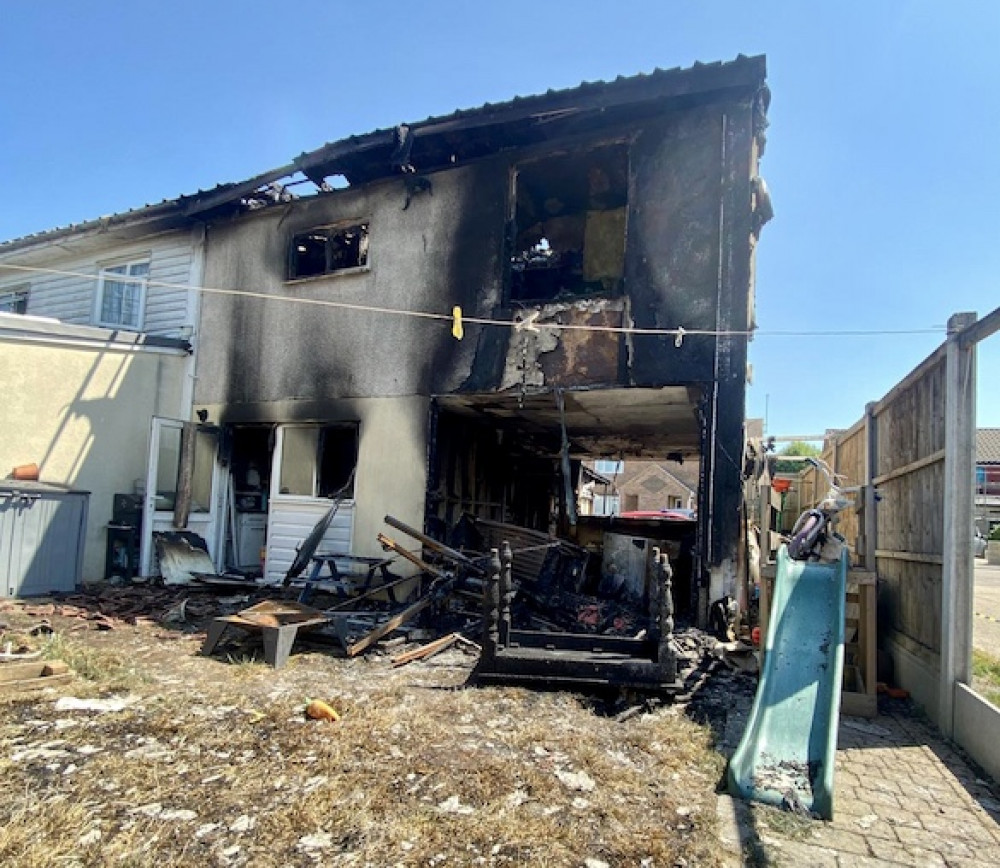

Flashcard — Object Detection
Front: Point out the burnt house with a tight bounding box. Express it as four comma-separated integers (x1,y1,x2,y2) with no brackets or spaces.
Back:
190,55,770,623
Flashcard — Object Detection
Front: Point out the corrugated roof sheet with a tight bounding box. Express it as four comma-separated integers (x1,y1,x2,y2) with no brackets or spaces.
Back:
292,55,763,160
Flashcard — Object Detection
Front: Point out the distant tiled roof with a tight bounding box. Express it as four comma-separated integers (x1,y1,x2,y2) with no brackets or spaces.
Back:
978,429,1000,464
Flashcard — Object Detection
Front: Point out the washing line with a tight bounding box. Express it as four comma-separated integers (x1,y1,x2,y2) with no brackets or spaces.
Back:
0,262,946,340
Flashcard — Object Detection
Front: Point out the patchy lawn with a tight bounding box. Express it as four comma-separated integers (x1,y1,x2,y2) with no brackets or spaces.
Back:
973,648,1000,707
0,598,732,867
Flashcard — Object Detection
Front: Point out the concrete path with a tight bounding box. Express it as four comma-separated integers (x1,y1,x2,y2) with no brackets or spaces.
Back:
717,696,1000,866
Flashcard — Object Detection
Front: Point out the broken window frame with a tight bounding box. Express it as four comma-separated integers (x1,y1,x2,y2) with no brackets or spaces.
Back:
0,284,29,314
287,222,370,281
94,258,150,330
273,423,359,500
507,139,630,304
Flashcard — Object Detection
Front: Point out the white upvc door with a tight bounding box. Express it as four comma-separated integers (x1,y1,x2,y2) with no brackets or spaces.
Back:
263,424,355,584
140,417,226,577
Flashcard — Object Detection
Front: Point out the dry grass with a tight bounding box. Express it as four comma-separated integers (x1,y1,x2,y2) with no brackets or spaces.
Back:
0,605,731,867
41,630,146,690
972,648,1000,707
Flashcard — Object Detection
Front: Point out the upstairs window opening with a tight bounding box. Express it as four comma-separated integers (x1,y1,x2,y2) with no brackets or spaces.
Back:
510,142,628,303
289,222,369,279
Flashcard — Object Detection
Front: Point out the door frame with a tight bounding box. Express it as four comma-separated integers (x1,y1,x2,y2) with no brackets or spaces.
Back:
140,416,226,577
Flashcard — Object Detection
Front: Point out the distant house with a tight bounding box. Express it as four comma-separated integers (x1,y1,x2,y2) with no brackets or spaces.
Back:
581,459,698,516
975,428,1000,534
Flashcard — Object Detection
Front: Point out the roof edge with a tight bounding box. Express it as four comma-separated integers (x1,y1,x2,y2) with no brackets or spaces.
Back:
1,54,766,254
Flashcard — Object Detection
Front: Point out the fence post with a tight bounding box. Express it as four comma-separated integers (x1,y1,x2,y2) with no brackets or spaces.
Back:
939,311,977,737
863,402,878,571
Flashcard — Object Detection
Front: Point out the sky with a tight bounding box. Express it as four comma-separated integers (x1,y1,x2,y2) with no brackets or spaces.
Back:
1,1,998,439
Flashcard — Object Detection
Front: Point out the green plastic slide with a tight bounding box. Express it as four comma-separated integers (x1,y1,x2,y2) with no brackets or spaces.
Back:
727,544,847,819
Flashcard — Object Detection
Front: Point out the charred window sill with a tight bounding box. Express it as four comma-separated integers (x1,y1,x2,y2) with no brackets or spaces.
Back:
283,265,371,287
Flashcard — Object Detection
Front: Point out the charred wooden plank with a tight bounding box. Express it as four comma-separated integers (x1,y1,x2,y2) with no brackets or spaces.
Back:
390,632,460,667
384,515,485,574
345,595,437,657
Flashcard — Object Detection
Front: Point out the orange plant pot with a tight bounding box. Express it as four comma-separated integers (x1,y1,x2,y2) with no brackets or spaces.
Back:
11,463,39,481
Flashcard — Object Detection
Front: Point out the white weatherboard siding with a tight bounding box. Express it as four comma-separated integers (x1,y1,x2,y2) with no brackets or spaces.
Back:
142,245,194,334
0,233,195,336
265,498,355,584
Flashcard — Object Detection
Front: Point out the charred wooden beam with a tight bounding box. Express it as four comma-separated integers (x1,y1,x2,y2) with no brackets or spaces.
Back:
376,532,449,581
384,514,485,575
173,421,196,529
345,595,436,657
390,632,460,667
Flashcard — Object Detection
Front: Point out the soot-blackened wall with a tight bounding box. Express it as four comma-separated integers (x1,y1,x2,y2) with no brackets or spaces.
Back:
196,106,752,410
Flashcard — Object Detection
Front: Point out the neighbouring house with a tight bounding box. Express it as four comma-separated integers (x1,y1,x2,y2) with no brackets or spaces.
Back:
975,428,1000,535
0,55,770,626
0,182,315,582
0,218,207,581
581,458,699,516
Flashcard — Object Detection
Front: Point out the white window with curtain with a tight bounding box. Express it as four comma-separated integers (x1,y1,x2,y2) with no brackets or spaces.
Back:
95,259,149,329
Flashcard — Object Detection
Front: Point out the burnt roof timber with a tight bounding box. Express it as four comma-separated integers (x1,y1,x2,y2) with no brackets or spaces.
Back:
293,55,765,184
181,162,299,218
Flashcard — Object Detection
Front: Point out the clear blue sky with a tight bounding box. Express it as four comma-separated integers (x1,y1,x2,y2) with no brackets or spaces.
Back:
2,1,997,438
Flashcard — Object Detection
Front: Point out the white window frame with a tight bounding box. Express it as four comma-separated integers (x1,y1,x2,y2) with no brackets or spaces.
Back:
94,258,150,330
0,284,29,314
595,459,624,476
593,493,621,516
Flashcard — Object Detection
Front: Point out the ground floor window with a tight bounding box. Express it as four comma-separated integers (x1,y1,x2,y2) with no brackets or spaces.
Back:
277,424,358,498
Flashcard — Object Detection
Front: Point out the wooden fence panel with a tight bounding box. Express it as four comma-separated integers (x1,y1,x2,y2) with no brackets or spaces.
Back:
875,361,946,479
833,425,866,556
781,351,947,658
879,559,942,654
872,354,947,657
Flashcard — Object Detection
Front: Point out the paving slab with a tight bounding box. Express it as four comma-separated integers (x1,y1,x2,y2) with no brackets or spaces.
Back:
718,695,1000,866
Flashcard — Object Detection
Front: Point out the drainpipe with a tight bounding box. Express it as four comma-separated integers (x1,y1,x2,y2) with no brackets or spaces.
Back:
181,223,206,416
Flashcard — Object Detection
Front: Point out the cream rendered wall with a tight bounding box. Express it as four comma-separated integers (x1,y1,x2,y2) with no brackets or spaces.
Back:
352,396,429,558
0,332,188,580
197,395,429,562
